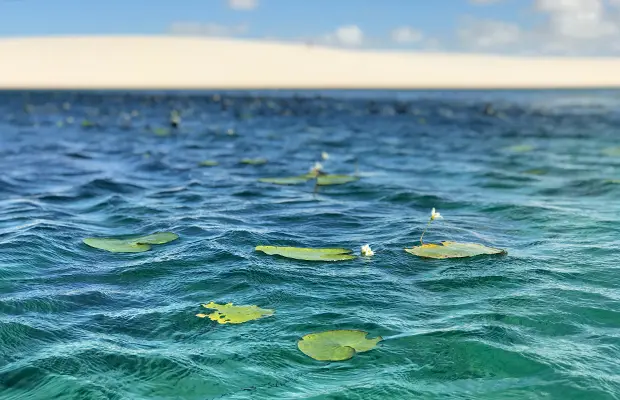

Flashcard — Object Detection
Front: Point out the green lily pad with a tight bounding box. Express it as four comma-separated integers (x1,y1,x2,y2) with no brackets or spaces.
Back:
258,174,314,185
255,246,355,261
83,232,179,253
153,127,171,136
196,302,274,324
602,147,620,157
199,160,219,167
317,175,359,186
240,158,268,165
405,241,506,259
297,330,382,361
505,144,535,153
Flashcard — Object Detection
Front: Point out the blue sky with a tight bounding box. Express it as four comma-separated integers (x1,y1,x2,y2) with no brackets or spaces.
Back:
0,0,619,56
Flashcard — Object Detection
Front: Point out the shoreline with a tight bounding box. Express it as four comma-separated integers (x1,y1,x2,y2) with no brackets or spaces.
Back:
2,36,620,90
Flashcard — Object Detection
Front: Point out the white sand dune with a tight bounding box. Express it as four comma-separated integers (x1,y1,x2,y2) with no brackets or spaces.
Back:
1,35,620,89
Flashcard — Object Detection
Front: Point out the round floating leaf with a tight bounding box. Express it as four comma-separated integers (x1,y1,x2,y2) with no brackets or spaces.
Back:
297,330,382,361
131,232,179,245
153,127,171,136
256,246,355,261
505,144,535,153
83,232,179,253
258,175,314,185
241,158,268,165
602,147,620,157
83,238,151,253
196,302,274,324
405,241,506,259
317,175,360,186
199,160,218,167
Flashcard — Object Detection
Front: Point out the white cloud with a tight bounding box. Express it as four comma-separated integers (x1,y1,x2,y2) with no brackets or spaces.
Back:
168,22,248,37
458,17,522,49
535,0,618,39
228,0,257,11
391,26,424,43
456,0,620,56
321,25,364,47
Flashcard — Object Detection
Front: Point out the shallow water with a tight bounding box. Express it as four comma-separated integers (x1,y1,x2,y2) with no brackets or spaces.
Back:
1,90,619,399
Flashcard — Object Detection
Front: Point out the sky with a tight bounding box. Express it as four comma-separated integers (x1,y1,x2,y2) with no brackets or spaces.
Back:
1,0,620,56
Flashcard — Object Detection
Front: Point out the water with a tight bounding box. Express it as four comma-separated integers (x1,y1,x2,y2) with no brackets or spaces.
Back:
1,90,619,399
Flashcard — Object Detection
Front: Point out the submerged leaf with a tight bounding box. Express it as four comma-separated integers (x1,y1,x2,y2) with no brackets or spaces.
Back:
196,302,274,324
240,158,268,165
317,175,359,186
255,246,355,261
405,241,506,259
297,330,382,361
83,232,179,253
199,160,219,167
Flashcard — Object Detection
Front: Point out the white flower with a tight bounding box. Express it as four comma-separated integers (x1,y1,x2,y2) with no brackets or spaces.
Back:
310,162,323,173
430,208,442,221
360,244,374,257
321,151,329,160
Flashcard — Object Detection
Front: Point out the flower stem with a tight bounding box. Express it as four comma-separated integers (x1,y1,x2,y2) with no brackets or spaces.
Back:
420,218,432,245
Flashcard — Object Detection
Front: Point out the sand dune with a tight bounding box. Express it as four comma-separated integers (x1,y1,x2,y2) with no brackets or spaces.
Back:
1,36,620,89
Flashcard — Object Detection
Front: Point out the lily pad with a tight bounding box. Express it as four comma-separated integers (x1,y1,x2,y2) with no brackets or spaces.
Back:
505,144,535,153
196,302,274,324
83,232,179,253
153,127,171,136
255,246,355,261
199,160,219,167
258,175,314,185
240,158,268,165
317,175,359,186
602,147,620,157
405,241,506,259
297,330,382,361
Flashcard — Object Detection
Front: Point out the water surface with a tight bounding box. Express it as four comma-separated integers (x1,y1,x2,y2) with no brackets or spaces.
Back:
1,90,619,399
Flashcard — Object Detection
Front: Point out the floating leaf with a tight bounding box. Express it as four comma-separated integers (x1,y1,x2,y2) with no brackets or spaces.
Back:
523,169,547,175
505,144,535,153
241,158,268,165
405,241,506,259
82,239,150,253
83,232,179,253
256,246,355,261
196,302,274,324
81,119,96,128
258,175,314,185
297,330,382,361
317,175,359,186
199,160,219,167
153,127,171,136
602,147,620,157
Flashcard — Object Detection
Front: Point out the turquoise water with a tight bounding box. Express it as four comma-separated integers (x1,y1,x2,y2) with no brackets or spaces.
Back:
1,90,619,399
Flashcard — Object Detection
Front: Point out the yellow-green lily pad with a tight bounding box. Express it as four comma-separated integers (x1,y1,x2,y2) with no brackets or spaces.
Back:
196,302,274,324
240,158,268,165
199,160,219,167
153,127,171,136
602,147,620,157
297,330,382,361
405,241,506,259
255,246,355,261
317,175,359,186
83,232,179,253
258,175,314,185
505,144,535,153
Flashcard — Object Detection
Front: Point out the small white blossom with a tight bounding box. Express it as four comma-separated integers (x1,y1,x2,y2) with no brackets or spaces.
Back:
360,244,374,257
430,208,442,221
321,151,329,160
310,162,323,173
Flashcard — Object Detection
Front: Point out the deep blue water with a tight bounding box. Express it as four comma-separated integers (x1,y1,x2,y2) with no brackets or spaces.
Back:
1,90,619,399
